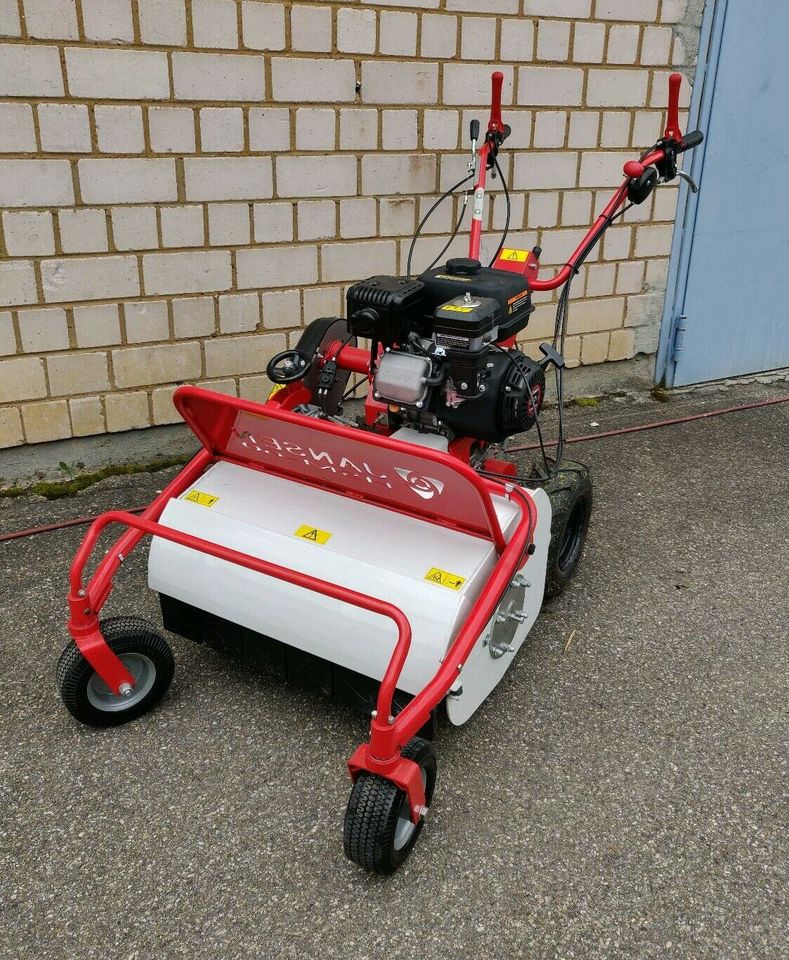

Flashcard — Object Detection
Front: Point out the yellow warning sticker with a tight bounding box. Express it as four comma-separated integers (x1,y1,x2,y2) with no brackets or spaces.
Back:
442,304,474,313
425,567,466,591
184,490,219,508
499,248,528,263
267,383,287,400
295,524,332,545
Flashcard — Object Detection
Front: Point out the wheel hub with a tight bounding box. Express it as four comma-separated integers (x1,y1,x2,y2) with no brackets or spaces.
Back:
86,653,156,712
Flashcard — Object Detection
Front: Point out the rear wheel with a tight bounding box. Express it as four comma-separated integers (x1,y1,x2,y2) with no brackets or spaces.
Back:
343,737,437,874
530,460,592,599
57,616,174,727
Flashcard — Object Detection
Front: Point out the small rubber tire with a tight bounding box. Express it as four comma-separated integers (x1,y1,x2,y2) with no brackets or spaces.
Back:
56,616,174,728
343,737,437,875
530,460,593,600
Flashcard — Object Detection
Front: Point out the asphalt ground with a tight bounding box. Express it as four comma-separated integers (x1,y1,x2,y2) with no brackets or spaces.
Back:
1,381,787,959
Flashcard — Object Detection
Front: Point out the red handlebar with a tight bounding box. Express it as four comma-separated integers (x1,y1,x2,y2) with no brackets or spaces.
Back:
488,70,505,134
664,71,683,141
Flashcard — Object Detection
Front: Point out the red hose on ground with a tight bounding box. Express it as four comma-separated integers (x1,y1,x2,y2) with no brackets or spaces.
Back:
1,393,787,546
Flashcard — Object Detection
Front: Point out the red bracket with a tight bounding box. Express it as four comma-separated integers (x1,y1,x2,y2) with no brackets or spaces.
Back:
347,743,427,824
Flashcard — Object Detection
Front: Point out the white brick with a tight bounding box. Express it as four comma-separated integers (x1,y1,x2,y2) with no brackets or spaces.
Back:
641,26,673,65
0,310,14,354
602,225,632,260
272,59,355,103
528,192,559,228
23,0,77,39
0,356,47,402
379,11,417,56
111,206,158,251
0,0,20,36
537,20,571,61
382,110,417,150
579,150,631,187
340,198,376,239
249,107,291,152
634,223,673,258
362,154,435,195
47,351,110,394
79,159,177,204
420,14,457,59
253,202,293,243
124,300,169,343
241,1,285,50
173,52,265,102
161,206,204,248
143,250,231,295
237,245,317,289
18,307,69,352
587,69,648,107
193,0,238,48
138,0,186,45
113,342,201,387
0,407,24,446
649,70,691,108
423,109,459,150
297,200,335,241
291,4,332,52
95,105,144,153
185,157,273,201
81,0,134,42
0,43,63,96
595,0,658,21
607,25,640,64
321,240,396,282
261,288,300,329
340,109,378,150
204,333,285,377
561,190,593,226
105,391,150,432
572,21,605,63
446,0,516,11
0,160,74,208
461,16,496,60
38,104,91,153
616,260,645,295
302,285,340,320
500,19,533,62
200,108,245,153
525,0,590,13
363,61,438,105
514,152,577,190
41,256,140,302
58,208,109,253
22,399,71,442
3,211,54,256
568,111,599,147
219,292,260,333
69,397,104,437
66,47,170,100
533,111,567,148
73,303,121,346
173,296,215,338
518,67,583,106
208,203,251,246
151,387,181,424
0,260,38,307
276,156,356,198
296,109,335,151
337,8,376,54
0,103,36,151
600,111,631,147
444,63,515,105
661,0,685,23
149,107,196,154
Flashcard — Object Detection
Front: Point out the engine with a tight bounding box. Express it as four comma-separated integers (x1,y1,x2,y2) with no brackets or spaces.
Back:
345,258,545,444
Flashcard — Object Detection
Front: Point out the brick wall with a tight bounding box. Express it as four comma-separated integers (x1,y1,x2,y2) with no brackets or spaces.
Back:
0,0,694,449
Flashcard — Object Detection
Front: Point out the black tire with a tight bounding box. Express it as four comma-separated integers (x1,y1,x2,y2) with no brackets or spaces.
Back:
57,616,174,728
530,460,593,600
344,737,437,874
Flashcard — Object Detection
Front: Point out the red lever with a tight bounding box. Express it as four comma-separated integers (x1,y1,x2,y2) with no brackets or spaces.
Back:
623,160,645,178
664,72,683,141
489,71,504,134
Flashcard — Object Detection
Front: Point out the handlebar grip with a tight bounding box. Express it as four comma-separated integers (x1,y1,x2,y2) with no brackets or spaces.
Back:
664,71,682,141
678,129,704,152
489,70,504,133
470,119,480,142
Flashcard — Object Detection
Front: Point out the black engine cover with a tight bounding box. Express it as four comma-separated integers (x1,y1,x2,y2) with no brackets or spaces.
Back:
430,347,545,443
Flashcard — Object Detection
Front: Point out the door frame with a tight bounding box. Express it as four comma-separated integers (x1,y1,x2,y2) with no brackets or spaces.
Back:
655,0,729,387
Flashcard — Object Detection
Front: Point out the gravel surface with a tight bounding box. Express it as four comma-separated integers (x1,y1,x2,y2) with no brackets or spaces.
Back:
1,383,787,959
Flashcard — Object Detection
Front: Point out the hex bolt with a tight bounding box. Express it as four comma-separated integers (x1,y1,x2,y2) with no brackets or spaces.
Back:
371,710,378,719
118,682,134,698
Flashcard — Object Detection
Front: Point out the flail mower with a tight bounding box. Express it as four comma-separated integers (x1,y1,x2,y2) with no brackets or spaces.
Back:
57,72,702,873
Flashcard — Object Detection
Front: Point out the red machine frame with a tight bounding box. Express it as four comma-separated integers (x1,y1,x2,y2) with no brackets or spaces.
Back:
66,69,693,822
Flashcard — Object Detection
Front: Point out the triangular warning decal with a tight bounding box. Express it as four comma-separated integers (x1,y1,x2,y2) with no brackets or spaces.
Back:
303,528,319,541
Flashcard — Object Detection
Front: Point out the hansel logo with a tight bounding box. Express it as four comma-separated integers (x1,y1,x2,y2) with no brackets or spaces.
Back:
394,468,445,500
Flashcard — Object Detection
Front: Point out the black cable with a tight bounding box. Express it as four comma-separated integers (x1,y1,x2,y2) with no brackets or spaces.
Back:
406,173,473,279
488,154,511,266
422,195,469,274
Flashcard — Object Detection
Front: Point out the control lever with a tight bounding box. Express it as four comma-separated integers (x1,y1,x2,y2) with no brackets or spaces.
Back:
467,119,480,201
538,342,565,371
676,169,698,193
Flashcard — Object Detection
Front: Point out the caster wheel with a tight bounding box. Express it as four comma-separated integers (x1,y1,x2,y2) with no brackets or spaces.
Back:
344,737,437,875
57,616,174,728
530,460,593,599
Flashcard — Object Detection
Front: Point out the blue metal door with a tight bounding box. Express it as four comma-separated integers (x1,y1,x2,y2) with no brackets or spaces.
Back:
659,0,789,386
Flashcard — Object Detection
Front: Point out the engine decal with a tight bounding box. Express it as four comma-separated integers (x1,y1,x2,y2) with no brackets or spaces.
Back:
424,567,466,591
184,490,219,508
295,524,332,545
